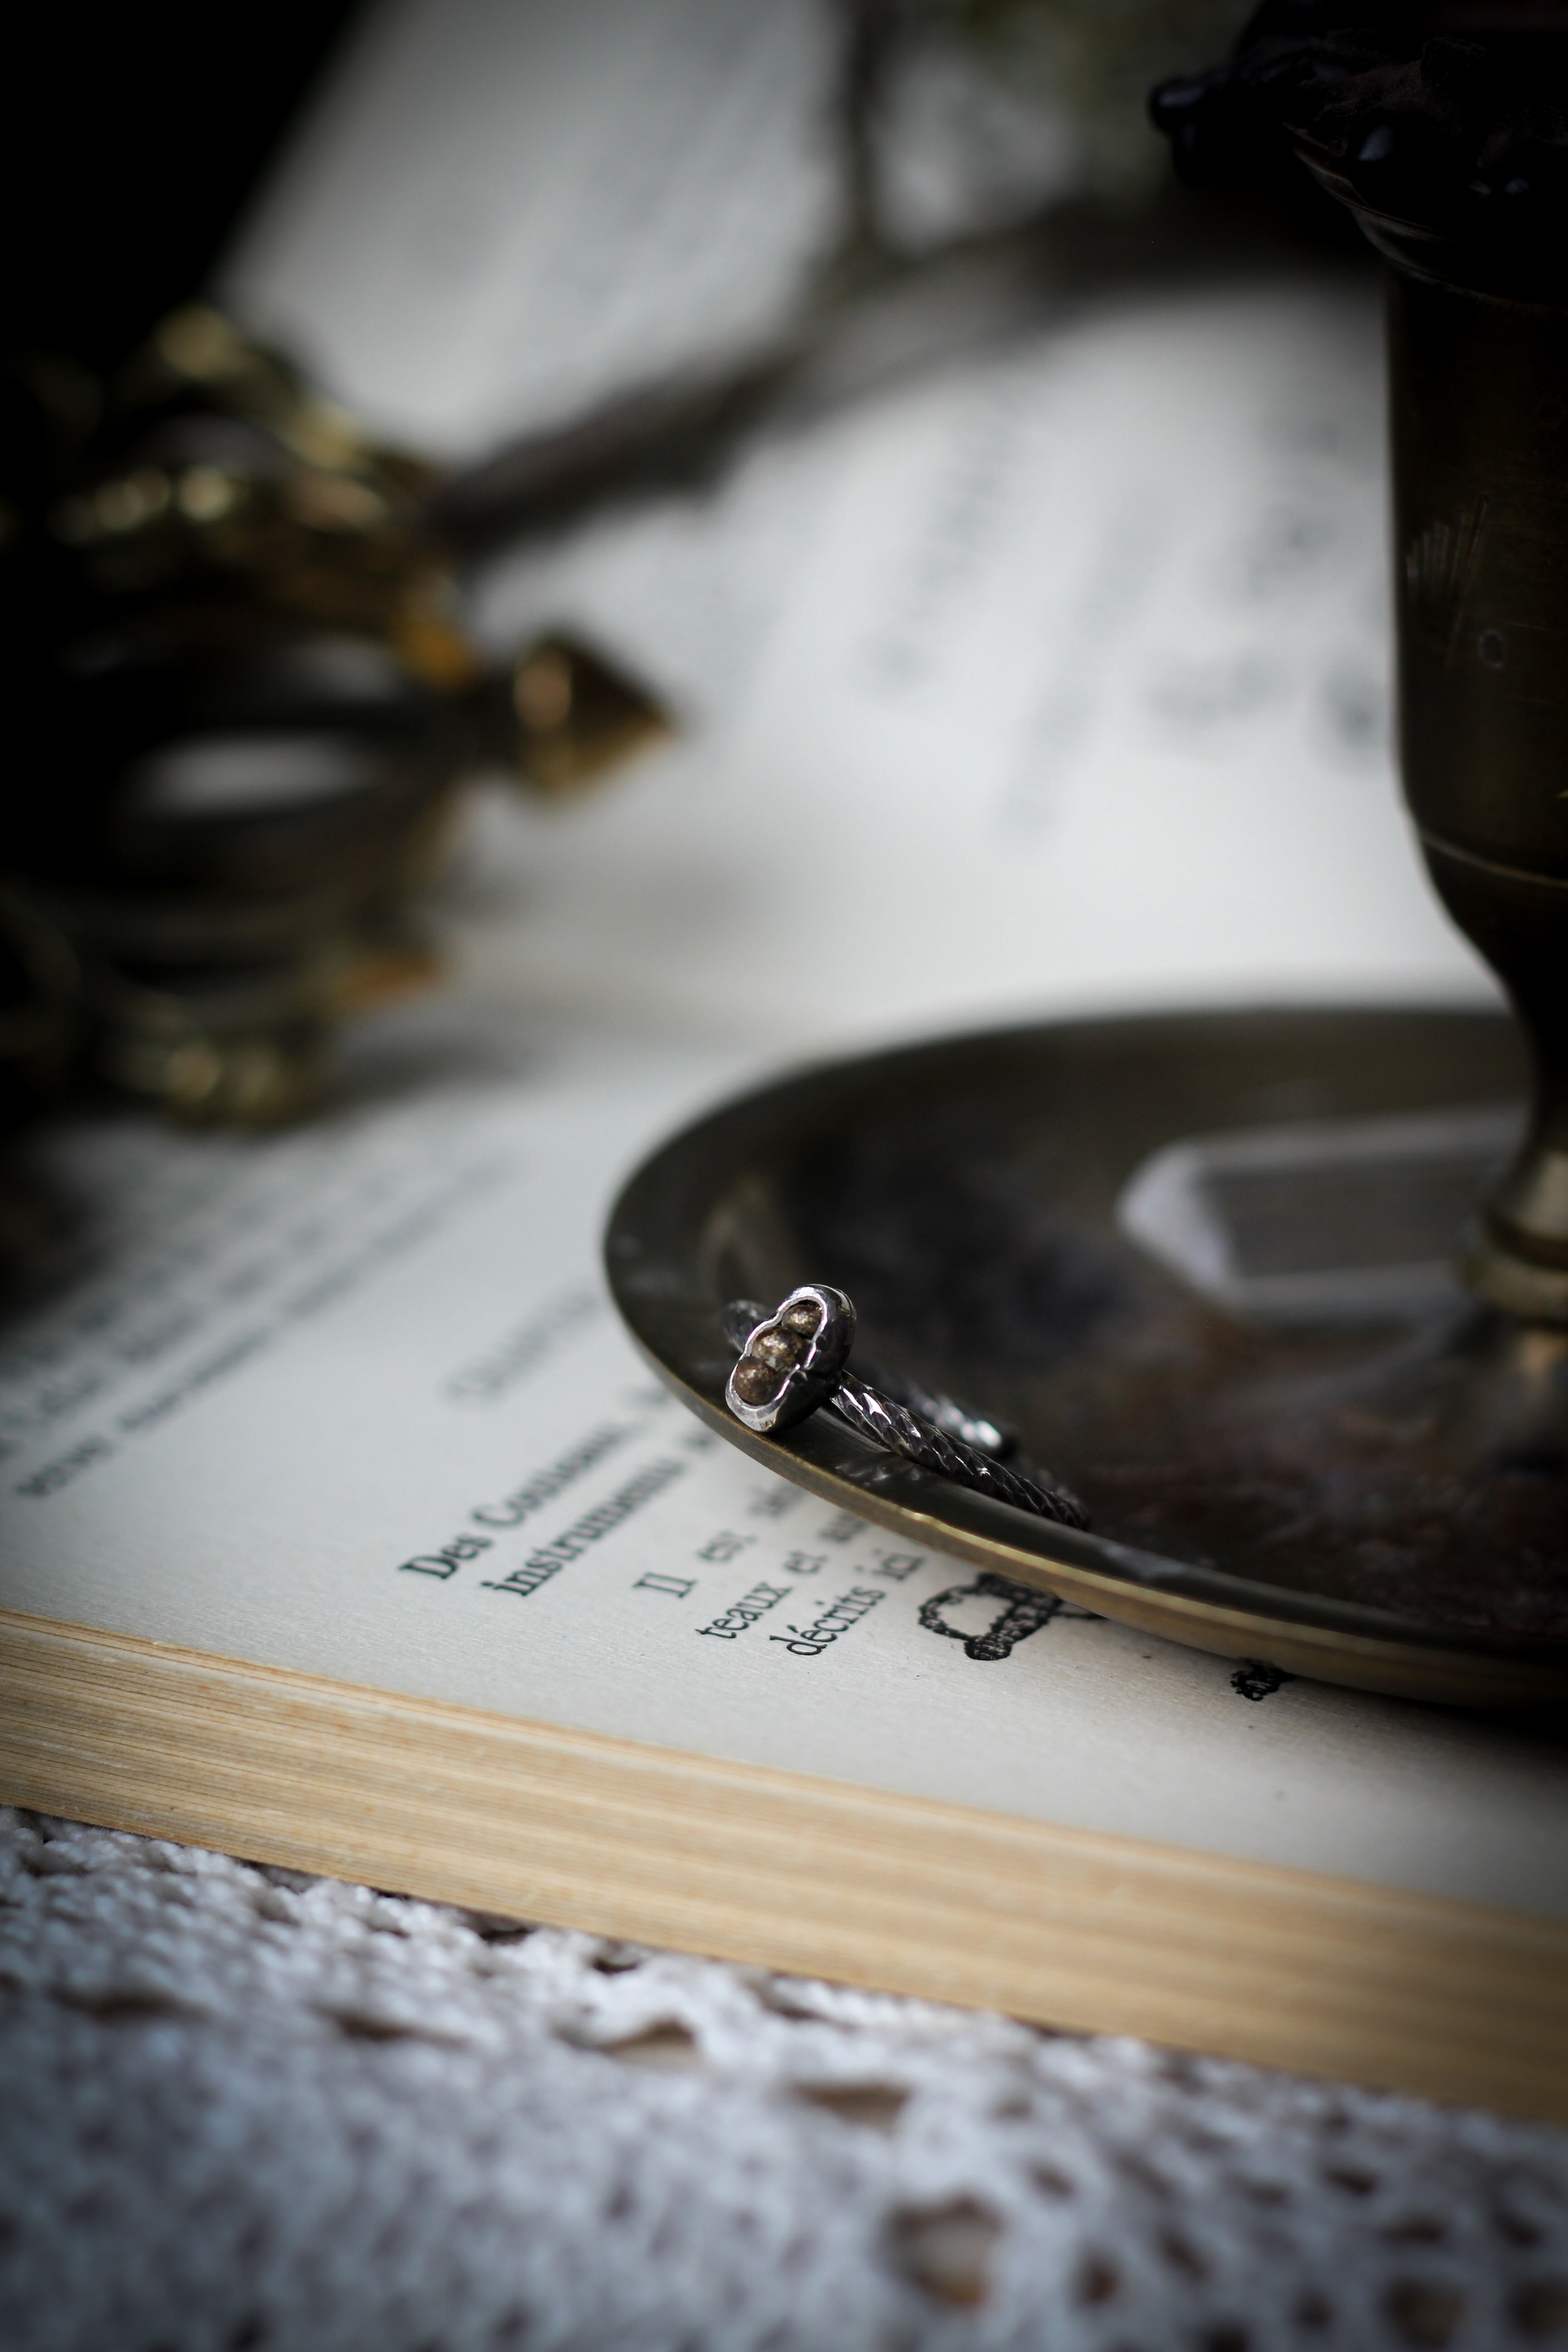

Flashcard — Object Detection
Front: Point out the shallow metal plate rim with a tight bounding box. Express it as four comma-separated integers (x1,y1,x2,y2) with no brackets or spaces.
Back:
606,1009,1568,1710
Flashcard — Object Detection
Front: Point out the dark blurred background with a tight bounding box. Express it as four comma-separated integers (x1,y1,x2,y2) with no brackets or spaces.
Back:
5,3,361,369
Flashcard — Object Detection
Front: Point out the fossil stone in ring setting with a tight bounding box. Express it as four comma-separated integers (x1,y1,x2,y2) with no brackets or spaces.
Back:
725,1284,855,1434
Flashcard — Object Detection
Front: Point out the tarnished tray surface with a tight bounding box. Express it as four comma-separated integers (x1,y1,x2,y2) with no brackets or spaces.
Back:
607,1007,1568,1708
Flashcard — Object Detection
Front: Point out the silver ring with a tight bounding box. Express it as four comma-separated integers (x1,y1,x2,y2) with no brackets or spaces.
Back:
722,1289,1089,1529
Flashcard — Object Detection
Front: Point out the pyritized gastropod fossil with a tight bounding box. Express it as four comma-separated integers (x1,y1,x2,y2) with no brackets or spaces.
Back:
724,1283,855,1434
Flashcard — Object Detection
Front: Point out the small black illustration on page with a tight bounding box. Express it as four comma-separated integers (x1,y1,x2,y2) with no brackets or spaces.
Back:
917,1573,1097,1664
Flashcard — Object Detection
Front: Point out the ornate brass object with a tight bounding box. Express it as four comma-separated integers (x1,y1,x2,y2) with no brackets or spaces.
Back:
1155,10,1568,1322
1389,281,1568,1319
1,307,670,1125
1314,230,1568,1334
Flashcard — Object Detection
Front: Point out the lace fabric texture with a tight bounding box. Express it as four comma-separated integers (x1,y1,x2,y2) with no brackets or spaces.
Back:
1,1806,1565,2352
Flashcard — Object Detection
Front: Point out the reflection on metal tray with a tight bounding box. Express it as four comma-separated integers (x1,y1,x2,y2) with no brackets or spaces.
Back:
606,1006,1568,1710
1117,1104,1522,1328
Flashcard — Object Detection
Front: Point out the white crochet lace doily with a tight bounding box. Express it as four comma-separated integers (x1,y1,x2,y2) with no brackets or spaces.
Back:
2,1806,1564,2352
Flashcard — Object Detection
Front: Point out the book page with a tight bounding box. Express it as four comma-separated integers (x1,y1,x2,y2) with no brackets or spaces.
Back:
2,1010,1564,1926
460,276,1480,1049
224,0,842,454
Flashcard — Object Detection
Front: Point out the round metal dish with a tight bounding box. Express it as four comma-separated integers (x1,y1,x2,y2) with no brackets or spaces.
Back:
606,1007,1568,1709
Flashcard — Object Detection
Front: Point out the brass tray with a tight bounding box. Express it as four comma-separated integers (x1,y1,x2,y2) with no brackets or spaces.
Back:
606,1007,1568,1709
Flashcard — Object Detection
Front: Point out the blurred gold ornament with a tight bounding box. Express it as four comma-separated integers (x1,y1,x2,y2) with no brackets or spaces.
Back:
1,307,672,1128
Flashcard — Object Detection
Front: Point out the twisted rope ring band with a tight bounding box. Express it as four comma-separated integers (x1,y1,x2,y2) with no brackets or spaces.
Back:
721,1290,1088,1530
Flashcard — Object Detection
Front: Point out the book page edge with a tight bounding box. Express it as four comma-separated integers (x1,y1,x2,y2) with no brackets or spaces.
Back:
3,1604,1563,2122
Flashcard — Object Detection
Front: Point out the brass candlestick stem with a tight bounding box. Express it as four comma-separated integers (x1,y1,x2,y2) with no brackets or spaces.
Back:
1137,19,1568,1520
1156,17,1568,1330
1382,257,1568,1323
1269,162,1568,1490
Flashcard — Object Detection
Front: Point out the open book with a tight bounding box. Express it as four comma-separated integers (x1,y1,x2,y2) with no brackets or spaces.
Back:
3,1009,1566,2124
5,0,1562,2126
